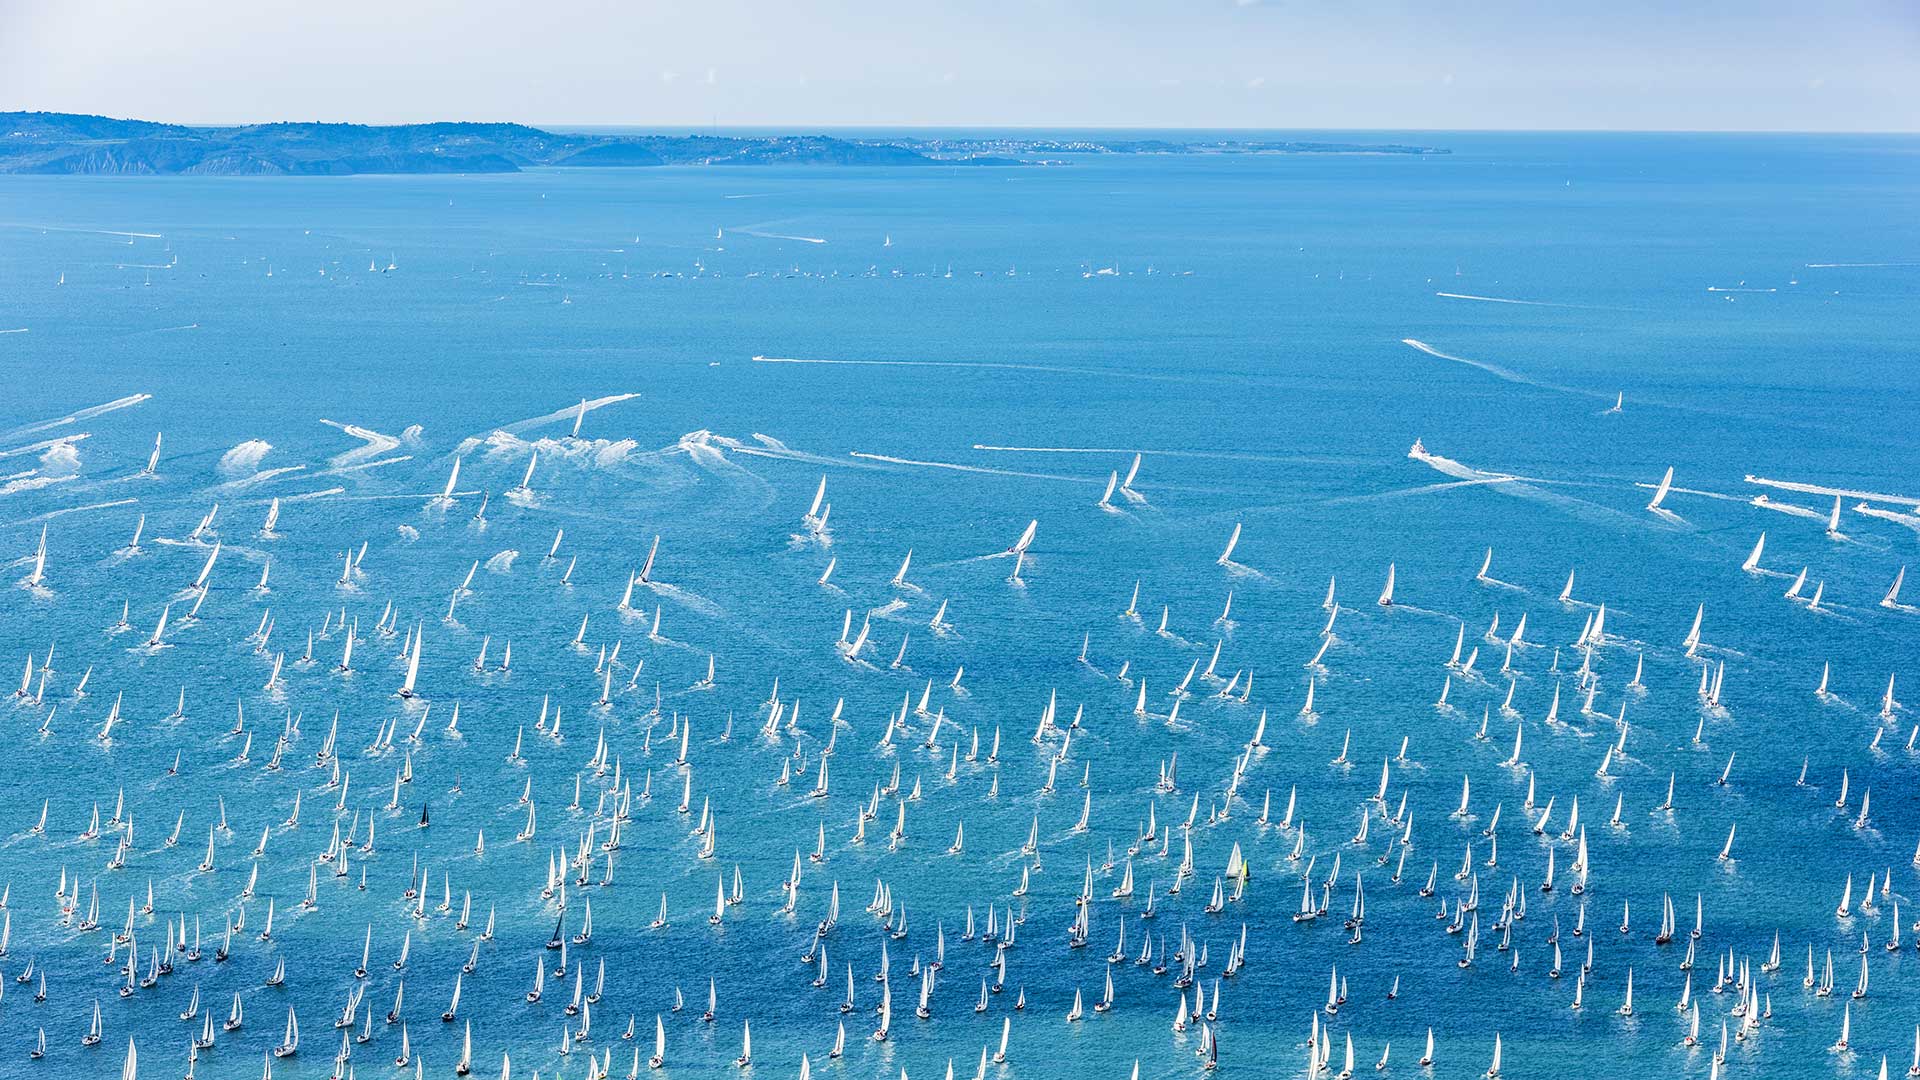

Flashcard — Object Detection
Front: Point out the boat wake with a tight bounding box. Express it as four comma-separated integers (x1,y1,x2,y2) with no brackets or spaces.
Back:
1749,496,1824,521
3,497,137,529
2,393,151,440
319,420,414,468
1855,504,1920,532
485,550,519,574
643,580,725,619
754,356,1191,384
1647,507,1689,528
849,451,1096,485
0,473,74,498
216,440,274,478
0,434,92,462
1327,478,1512,504
283,487,345,502
1410,444,1647,529
972,444,1360,467
1433,292,1579,308
213,464,306,492
1402,339,1613,402
1747,475,1920,506
732,226,827,245
500,393,640,437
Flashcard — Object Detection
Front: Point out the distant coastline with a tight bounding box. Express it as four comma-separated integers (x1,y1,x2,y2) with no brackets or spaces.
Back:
0,112,1448,177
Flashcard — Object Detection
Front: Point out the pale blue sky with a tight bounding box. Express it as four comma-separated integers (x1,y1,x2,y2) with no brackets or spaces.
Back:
2,0,1916,131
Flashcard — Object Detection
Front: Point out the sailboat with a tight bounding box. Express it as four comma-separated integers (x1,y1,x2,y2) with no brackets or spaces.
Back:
1646,466,1673,511
273,1006,299,1057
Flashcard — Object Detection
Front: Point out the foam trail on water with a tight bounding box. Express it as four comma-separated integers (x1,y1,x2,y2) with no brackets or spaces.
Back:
1746,475,1920,506
644,580,724,618
319,420,404,467
850,451,1100,484
4,498,137,528
732,227,827,244
722,433,875,470
754,356,1193,384
0,433,92,460
11,226,162,239
3,393,151,439
0,328,26,334
0,475,74,497
971,444,1362,466
213,464,306,492
463,431,637,469
330,455,414,474
1326,478,1513,504
492,393,640,437
38,442,81,476
1411,446,1646,529
1434,292,1572,307
1856,505,1920,531
485,550,519,573
217,440,274,478
1749,496,1826,521
1631,481,1741,502
1402,339,1612,402
283,487,345,502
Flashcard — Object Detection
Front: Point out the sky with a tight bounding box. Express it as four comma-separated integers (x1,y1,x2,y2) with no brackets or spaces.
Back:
2,0,1916,132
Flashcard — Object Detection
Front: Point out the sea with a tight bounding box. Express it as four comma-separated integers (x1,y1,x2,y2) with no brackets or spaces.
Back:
0,131,1917,1079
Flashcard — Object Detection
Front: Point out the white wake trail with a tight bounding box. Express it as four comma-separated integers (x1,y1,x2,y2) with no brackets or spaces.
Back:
217,440,274,478
753,356,1192,384
1745,475,1920,507
0,433,92,460
1749,496,1826,521
213,464,306,492
644,581,725,618
1434,292,1567,307
971,444,1356,466
850,451,1100,484
1409,445,1644,528
732,227,827,244
320,420,404,467
0,475,74,497
1402,339,1612,402
4,498,137,527
494,394,641,437
331,455,414,474
1856,505,1920,531
3,394,151,439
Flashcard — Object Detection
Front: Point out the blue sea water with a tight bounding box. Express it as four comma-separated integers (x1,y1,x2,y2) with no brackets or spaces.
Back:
0,131,1917,1079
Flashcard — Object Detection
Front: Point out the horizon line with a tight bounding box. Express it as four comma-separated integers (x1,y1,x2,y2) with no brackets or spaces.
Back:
8,111,1917,137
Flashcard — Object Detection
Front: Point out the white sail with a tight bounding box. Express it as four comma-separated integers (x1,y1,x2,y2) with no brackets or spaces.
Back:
1218,523,1241,565
1647,466,1673,511
639,535,659,583
1009,519,1037,555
